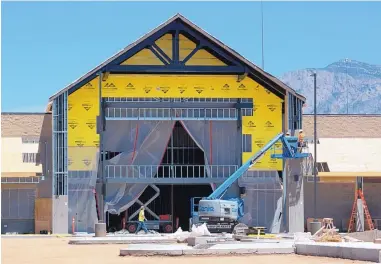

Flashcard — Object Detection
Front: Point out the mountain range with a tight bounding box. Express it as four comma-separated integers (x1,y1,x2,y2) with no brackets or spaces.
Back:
280,59,381,114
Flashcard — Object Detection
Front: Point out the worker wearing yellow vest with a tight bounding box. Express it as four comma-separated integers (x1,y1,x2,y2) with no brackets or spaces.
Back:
135,206,148,234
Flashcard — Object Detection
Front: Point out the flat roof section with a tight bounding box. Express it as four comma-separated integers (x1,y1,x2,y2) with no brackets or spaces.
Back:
308,138,381,175
1,113,50,137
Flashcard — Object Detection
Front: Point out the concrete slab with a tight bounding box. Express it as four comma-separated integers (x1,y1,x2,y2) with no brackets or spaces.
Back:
69,236,177,245
346,230,381,242
120,242,295,256
120,244,191,256
295,241,381,263
187,236,235,246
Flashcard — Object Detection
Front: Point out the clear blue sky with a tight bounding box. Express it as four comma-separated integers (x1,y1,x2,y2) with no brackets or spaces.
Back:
2,1,380,112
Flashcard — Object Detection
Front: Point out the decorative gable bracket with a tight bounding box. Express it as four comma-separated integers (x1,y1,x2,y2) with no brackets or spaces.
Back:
102,18,247,74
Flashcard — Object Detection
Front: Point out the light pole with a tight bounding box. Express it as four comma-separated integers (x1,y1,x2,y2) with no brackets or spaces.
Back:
310,72,321,234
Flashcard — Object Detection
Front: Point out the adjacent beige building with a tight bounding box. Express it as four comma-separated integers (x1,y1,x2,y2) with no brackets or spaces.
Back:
302,114,381,231
1,113,52,234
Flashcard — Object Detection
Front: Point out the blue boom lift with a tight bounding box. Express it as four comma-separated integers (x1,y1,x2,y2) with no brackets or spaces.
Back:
192,132,309,233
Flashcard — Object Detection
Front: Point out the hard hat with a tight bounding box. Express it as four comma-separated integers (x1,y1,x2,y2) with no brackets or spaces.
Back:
140,206,144,210
299,129,303,133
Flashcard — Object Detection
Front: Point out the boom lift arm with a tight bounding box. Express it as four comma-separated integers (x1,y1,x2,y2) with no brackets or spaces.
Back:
194,132,308,233
206,132,307,200
207,133,284,200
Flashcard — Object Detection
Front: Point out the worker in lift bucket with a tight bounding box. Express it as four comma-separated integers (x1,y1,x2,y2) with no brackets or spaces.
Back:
298,130,305,151
135,206,149,234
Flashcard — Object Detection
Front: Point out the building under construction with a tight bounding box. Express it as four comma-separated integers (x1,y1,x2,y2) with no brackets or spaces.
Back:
49,14,307,234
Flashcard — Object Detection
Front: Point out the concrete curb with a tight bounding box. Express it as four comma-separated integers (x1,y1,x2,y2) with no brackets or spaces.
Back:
120,248,295,256
295,242,381,263
69,237,177,245
119,243,295,256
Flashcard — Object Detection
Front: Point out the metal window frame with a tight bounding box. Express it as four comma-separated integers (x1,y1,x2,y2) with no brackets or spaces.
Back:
105,97,252,103
105,107,239,120
242,134,252,153
22,153,38,163
2,177,41,184
288,94,303,132
21,136,40,144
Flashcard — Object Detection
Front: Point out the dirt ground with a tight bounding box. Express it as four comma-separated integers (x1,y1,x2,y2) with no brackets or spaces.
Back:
1,237,369,264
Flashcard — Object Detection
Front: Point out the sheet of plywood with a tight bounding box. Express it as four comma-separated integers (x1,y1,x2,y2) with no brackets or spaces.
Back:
35,198,52,233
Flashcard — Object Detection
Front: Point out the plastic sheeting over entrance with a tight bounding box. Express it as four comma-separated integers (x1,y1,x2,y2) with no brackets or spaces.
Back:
103,120,239,216
68,147,99,233
181,120,239,191
238,170,283,233
104,120,175,215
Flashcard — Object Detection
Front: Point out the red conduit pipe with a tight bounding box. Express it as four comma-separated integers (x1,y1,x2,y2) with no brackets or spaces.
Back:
93,188,100,220
72,216,75,234
209,121,213,164
131,123,140,164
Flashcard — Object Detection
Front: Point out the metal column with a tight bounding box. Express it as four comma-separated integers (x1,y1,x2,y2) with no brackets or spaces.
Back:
98,72,105,223
171,184,174,232
312,72,318,220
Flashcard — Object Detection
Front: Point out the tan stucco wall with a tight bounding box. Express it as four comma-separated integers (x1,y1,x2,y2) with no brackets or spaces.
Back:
1,137,42,176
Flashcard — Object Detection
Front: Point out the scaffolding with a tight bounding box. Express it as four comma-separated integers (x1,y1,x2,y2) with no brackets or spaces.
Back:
52,91,68,196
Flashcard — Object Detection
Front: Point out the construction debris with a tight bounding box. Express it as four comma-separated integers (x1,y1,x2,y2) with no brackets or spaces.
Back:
312,218,343,242
189,223,211,237
316,232,342,242
110,229,130,235
168,227,191,243
342,236,363,242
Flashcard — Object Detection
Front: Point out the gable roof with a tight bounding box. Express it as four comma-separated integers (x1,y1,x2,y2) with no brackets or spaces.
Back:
49,13,305,102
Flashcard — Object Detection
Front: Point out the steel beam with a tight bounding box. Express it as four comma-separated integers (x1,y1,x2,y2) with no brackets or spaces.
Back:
105,101,246,109
148,46,169,65
105,117,238,121
106,65,245,74
182,45,201,64
151,43,172,63
173,30,180,63
175,23,240,66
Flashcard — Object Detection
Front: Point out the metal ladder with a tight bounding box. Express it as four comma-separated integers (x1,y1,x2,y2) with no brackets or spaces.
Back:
348,189,374,232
